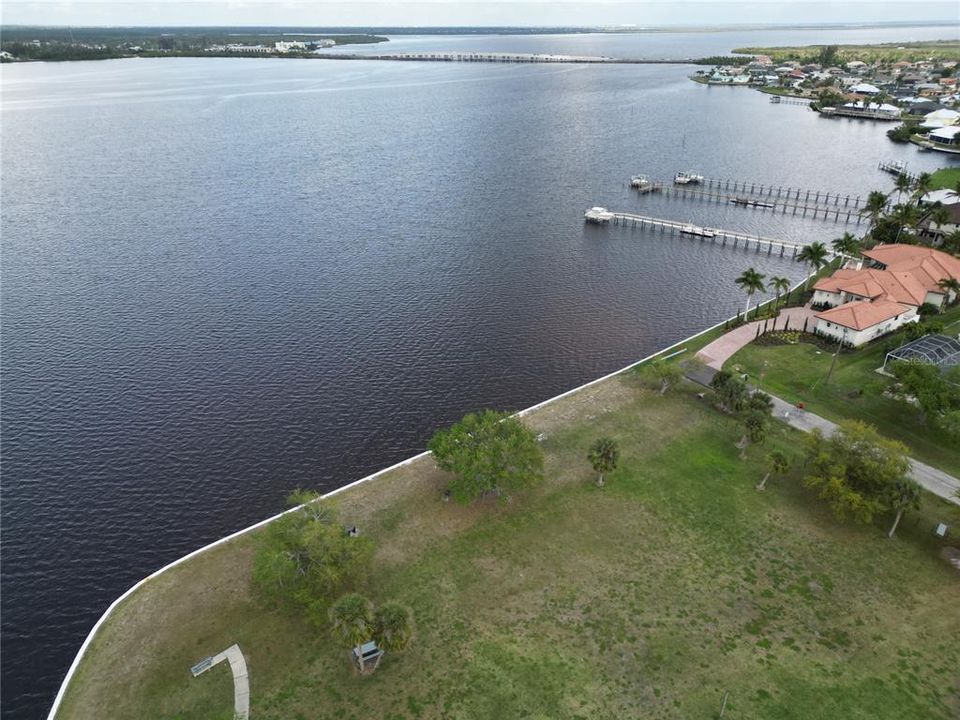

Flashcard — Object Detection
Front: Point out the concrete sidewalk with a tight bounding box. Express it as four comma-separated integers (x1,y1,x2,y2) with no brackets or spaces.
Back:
683,364,960,506
769,394,960,506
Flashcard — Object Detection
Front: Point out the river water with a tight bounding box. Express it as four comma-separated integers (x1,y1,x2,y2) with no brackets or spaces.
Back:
1,25,957,719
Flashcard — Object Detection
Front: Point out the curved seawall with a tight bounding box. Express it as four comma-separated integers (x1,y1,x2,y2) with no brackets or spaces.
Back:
45,310,740,719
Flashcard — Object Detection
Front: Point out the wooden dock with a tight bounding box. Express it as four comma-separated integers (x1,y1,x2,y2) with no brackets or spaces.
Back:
770,96,812,107
658,184,864,224
694,176,867,209
878,160,917,181
599,211,808,257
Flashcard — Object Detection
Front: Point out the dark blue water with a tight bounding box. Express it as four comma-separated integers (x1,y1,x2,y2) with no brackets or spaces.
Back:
2,27,957,719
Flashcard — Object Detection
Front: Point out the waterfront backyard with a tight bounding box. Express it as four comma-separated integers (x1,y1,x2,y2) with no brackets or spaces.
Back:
57,369,960,720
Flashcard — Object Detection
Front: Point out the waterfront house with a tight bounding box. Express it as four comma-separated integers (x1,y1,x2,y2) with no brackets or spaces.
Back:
810,245,960,345
921,108,960,128
814,300,918,347
928,126,960,146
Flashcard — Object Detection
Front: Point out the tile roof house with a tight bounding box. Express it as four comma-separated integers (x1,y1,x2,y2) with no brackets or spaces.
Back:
811,244,960,346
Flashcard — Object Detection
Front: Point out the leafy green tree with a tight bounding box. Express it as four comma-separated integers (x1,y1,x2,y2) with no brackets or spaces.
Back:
587,437,620,487
890,360,960,435
796,242,829,289
757,450,790,490
329,593,374,669
710,370,748,414
735,267,766,318
769,276,791,309
831,232,860,257
736,391,773,459
428,410,544,503
803,421,911,524
374,602,414,652
887,478,921,539
252,492,373,620
639,359,684,395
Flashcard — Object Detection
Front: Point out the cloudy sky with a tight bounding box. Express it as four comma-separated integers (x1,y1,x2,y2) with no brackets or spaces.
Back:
2,1,958,27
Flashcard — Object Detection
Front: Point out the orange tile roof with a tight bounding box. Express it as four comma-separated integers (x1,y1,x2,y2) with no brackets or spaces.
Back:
813,268,862,293
815,299,912,331
861,245,960,288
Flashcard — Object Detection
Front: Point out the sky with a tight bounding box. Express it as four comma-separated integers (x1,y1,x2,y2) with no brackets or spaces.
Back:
1,0,958,28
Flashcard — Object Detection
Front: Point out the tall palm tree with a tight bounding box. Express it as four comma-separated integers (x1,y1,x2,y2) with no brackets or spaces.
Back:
925,204,951,240
757,450,790,490
769,275,791,309
893,172,912,204
890,203,920,242
938,277,960,305
796,242,829,290
888,478,921,539
861,190,888,232
735,267,766,318
911,172,932,204
831,232,860,257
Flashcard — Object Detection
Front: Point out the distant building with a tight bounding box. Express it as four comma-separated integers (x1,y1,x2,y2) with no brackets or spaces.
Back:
275,40,307,53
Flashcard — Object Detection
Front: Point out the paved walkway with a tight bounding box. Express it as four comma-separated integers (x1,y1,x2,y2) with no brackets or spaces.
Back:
769,395,960,505
193,644,249,719
683,364,960,506
697,306,819,370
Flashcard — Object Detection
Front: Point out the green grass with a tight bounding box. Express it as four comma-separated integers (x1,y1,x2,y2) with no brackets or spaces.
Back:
727,305,960,477
930,168,960,192
56,368,960,720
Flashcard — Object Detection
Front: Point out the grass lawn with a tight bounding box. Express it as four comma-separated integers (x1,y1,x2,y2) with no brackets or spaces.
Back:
56,368,960,720
930,168,960,192
727,305,960,478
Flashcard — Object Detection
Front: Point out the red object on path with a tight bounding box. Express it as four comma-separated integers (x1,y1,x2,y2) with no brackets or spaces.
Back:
797,402,805,410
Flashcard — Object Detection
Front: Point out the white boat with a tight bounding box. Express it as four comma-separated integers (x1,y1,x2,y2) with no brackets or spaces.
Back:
674,171,704,185
630,175,660,193
679,224,715,238
584,206,615,224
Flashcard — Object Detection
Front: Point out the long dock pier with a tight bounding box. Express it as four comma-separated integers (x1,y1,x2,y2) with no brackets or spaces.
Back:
659,184,864,224
694,176,867,210
601,211,806,257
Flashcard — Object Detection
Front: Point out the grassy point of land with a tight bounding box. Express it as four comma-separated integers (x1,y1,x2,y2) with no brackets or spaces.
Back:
56,361,960,719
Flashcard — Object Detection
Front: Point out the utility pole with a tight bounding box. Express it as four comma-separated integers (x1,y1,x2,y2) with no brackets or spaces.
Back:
825,328,847,384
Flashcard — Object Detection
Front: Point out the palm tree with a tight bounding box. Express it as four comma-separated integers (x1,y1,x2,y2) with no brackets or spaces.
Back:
938,277,960,305
887,478,921,539
911,172,932,204
796,242,829,290
735,267,766,319
587,437,620,487
757,450,790,490
861,190,888,232
924,204,951,241
769,275,791,309
893,172,912,203
831,232,860,258
890,203,920,242
374,603,413,653
330,593,374,671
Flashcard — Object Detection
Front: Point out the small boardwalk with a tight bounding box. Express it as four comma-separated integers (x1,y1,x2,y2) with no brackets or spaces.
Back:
659,184,864,224
603,211,806,257
192,644,250,720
